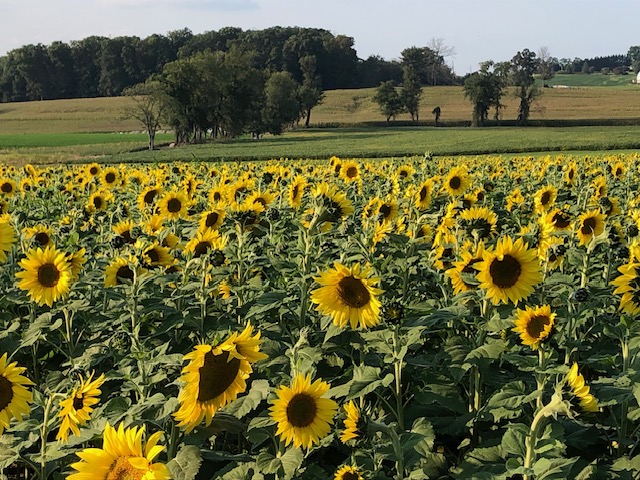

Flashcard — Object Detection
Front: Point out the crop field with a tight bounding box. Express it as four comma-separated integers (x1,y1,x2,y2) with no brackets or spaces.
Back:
0,153,639,479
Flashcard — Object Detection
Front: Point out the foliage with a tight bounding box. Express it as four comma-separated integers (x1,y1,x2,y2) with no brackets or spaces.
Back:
463,67,505,126
511,49,541,125
373,81,404,123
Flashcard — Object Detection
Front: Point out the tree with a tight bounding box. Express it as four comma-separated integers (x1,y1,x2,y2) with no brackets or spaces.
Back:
297,55,324,128
373,81,403,122
401,65,422,123
537,47,555,85
463,65,505,127
427,38,456,85
511,49,540,125
627,46,640,73
123,79,167,151
260,71,300,135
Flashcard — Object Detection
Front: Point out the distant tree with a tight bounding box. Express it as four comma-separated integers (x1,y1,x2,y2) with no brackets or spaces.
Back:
511,49,540,125
357,55,403,87
373,81,403,122
401,58,422,123
628,46,640,73
463,63,505,126
260,71,300,135
581,61,590,74
123,79,167,150
537,46,555,85
432,106,441,126
427,37,456,85
297,55,324,128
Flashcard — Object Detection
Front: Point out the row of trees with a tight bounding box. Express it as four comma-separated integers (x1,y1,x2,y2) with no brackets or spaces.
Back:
125,46,324,148
531,47,640,76
0,27,458,103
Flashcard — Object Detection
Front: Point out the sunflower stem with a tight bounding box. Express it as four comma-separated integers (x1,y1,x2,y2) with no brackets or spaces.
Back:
523,397,559,480
392,325,405,431
298,223,315,329
580,245,590,288
618,327,630,456
39,393,62,480
536,346,547,411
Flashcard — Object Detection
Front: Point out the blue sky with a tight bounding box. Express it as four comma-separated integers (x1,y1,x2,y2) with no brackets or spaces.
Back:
2,0,640,74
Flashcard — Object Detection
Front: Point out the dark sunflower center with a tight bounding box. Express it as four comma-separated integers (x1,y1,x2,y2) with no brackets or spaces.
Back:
193,241,211,258
205,212,220,227
462,258,481,274
253,197,268,207
399,169,408,177
197,351,241,402
167,198,182,213
540,191,551,205
342,473,360,480
449,176,461,190
489,254,522,288
292,185,300,199
346,166,357,178
105,172,116,184
337,275,371,308
143,190,157,204
0,375,13,411
89,167,99,175
146,249,160,263
93,196,103,209
419,186,428,202
234,187,247,201
581,217,597,235
286,393,317,428
1,182,13,193
213,192,222,202
379,204,392,219
552,212,571,228
34,232,50,246
525,315,551,339
116,265,134,284
121,230,134,244
72,395,84,411
568,169,575,180
38,263,60,288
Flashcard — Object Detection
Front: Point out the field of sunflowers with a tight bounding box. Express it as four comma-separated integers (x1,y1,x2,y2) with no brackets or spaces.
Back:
1,153,640,479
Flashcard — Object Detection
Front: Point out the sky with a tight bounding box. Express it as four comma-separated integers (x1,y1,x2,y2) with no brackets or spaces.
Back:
1,0,640,74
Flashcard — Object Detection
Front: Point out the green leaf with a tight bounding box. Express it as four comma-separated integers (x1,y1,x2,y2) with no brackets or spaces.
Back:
225,379,270,419
345,366,393,400
280,447,303,480
533,457,579,480
167,445,202,480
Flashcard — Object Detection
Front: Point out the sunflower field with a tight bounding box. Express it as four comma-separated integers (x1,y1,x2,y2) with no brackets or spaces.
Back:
0,153,640,480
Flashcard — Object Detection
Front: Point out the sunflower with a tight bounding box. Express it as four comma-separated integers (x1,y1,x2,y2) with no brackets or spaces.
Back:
287,175,307,209
66,248,87,282
56,372,105,442
512,305,555,350
475,236,542,305
173,326,266,432
208,184,229,205
100,166,120,189
545,208,572,231
85,162,101,178
86,191,111,214
311,183,355,228
564,162,578,185
0,217,16,263
611,262,640,315
270,373,338,449
199,208,226,232
24,225,54,248
415,179,434,210
533,185,557,214
141,243,175,268
505,187,525,212
597,196,621,218
0,178,17,196
445,242,485,295
104,256,141,287
158,189,191,220
611,161,626,180
339,400,361,443
247,190,276,209
457,206,497,241
138,186,163,212
113,220,137,246
566,363,599,413
576,210,606,246
68,422,170,480
443,166,471,196
376,199,398,224
334,465,365,480
0,353,34,435
591,176,607,200
185,228,227,261
16,245,73,307
339,161,360,182
311,263,383,329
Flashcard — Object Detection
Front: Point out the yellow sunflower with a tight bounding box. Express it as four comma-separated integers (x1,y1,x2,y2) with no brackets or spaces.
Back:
185,228,227,260
158,190,191,221
85,162,101,178
475,236,542,305
198,208,226,232
310,263,383,329
104,256,142,287
141,243,175,269
100,166,120,189
137,186,163,212
287,175,307,209
208,184,229,205
247,190,277,209
376,199,399,224
16,245,73,307
576,210,606,246
0,178,17,196
505,187,525,212
311,183,355,227
442,166,471,196
66,248,87,282
57,372,106,442
415,179,434,210
334,465,365,480
512,305,555,350
0,217,16,263
68,422,170,480
86,191,112,214
24,225,54,248
339,400,361,443
173,325,266,432
445,242,485,295
270,373,338,449
0,353,34,435
457,206,498,241
533,185,557,214
339,161,360,182
611,262,640,315
113,220,137,245
566,363,599,413
545,208,572,231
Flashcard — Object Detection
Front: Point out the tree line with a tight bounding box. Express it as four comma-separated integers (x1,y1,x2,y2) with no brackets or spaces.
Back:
0,27,458,103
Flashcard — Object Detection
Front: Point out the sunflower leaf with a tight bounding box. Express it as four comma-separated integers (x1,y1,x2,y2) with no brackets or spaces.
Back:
167,445,202,480
226,379,270,419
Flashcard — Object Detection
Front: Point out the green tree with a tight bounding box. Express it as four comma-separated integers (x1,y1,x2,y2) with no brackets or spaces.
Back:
401,65,422,123
627,46,640,73
373,81,404,122
260,71,300,135
463,65,505,127
511,49,540,125
122,79,168,151
297,55,324,128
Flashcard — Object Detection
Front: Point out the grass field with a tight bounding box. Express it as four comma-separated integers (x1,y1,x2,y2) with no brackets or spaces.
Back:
1,83,640,164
